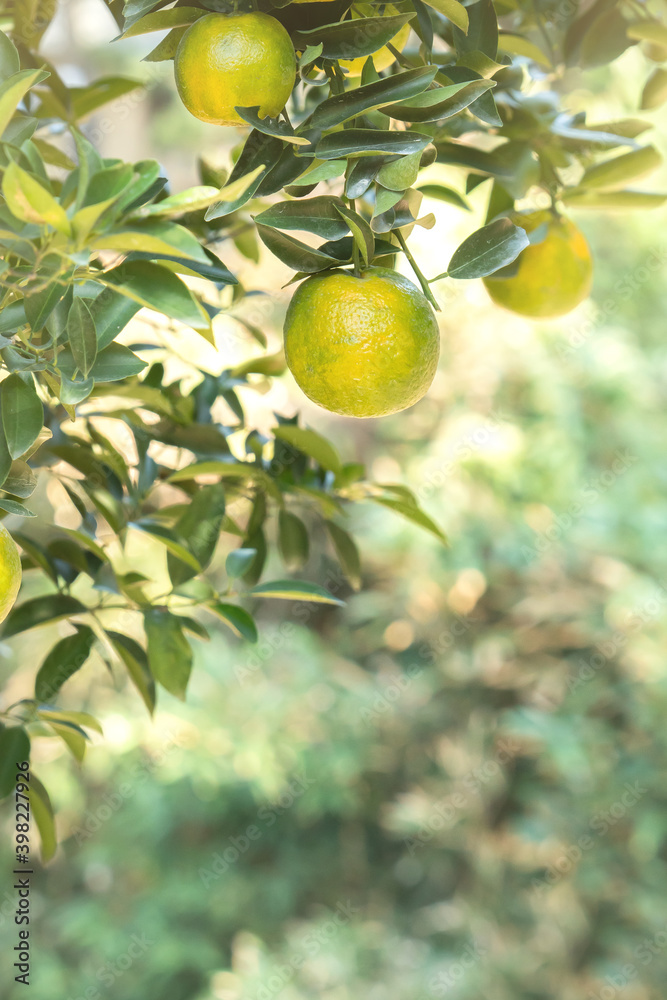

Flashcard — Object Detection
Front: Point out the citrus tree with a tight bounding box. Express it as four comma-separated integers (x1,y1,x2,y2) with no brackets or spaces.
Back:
0,0,664,858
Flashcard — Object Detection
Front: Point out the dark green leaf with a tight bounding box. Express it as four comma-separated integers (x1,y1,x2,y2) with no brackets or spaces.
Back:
144,608,192,700
0,374,43,459
167,483,226,587
28,773,56,862
273,425,342,473
66,296,97,378
34,625,96,703
0,725,30,798
278,510,310,571
226,547,257,579
107,630,156,714
446,217,530,280
2,594,87,637
207,601,258,643
256,224,344,273
325,520,361,590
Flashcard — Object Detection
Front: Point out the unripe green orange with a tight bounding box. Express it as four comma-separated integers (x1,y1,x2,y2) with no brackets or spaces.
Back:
483,210,593,318
174,12,296,127
284,268,440,418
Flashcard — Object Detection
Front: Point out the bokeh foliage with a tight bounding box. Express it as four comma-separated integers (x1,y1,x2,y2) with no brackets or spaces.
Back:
0,0,666,891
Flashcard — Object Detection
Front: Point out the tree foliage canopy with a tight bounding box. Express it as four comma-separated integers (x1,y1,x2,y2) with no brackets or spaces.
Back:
0,0,665,858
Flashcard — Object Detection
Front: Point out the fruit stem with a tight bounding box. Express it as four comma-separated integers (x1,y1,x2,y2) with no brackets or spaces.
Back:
395,230,441,312
348,196,361,277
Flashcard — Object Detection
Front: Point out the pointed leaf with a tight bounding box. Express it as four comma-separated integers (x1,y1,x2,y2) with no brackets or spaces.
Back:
144,608,192,700
1,374,43,459
34,626,96,702
247,580,345,605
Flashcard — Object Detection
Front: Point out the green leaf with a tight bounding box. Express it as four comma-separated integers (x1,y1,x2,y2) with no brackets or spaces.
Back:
294,15,415,60
3,460,37,499
34,626,96,703
226,547,258,579
57,342,146,383
144,26,189,62
255,196,350,241
44,719,88,762
119,6,201,36
2,159,70,234
89,222,210,263
37,708,103,735
0,31,20,84
130,520,202,571
335,204,374,267
278,510,309,571
305,67,438,131
167,483,226,587
325,520,361,590
579,145,663,190
129,185,220,219
418,183,471,211
288,160,347,190
0,374,43,459
626,20,667,47
0,498,35,516
70,76,143,121
204,163,267,221
256,224,344,273
370,496,448,543
316,129,432,160
0,725,30,798
107,631,155,715
0,68,49,138
498,32,551,66
206,601,258,643
641,68,667,110
247,580,345,606
273,425,342,474
446,217,530,280
452,0,498,57
420,0,468,32
144,608,192,700
66,297,97,379
2,594,87,637
87,285,141,350
28,773,57,863
384,80,496,124
234,106,310,146
100,260,210,331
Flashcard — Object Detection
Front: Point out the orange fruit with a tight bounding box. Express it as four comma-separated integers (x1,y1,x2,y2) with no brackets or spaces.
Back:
483,210,593,318
284,268,440,418
174,12,296,127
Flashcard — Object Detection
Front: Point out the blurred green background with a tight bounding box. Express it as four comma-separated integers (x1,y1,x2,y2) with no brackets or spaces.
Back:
2,4,667,999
